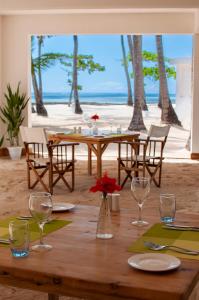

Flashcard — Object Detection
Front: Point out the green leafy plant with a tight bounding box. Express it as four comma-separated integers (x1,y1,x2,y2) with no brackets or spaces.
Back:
0,83,29,146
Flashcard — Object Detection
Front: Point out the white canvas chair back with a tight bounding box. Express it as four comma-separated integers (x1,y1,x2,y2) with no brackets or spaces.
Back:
20,126,47,144
20,126,48,155
148,125,170,139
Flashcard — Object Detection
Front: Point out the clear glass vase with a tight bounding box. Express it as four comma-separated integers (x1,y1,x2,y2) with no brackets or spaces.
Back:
96,194,113,239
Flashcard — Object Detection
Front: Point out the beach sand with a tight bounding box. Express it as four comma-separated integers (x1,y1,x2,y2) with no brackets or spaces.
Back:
32,104,190,160
0,104,197,299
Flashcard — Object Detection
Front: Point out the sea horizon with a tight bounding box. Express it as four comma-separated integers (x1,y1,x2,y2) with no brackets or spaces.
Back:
31,92,175,105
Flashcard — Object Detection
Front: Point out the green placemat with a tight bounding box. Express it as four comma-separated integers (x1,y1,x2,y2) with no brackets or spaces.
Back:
128,223,199,260
0,216,71,245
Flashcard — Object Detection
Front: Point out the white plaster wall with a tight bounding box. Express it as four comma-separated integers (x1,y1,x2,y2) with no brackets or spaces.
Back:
172,59,192,130
0,0,198,12
191,34,199,153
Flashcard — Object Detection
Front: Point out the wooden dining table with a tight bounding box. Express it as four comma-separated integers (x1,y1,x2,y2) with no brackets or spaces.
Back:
49,132,139,177
0,205,198,300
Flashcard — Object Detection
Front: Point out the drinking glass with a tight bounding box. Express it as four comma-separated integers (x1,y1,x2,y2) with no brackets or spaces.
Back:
131,177,150,226
109,118,114,134
9,220,29,258
160,194,176,223
29,192,53,251
83,114,93,135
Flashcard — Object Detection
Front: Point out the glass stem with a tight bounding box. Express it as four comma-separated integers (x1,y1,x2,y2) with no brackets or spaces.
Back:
38,223,44,245
138,205,142,222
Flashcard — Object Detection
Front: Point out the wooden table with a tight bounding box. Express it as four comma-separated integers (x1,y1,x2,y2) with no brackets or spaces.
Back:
0,205,198,300
50,133,139,177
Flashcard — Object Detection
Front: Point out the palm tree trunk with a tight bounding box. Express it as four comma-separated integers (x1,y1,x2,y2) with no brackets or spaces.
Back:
33,37,47,116
158,85,162,108
73,35,83,114
127,35,148,111
121,35,133,106
128,35,146,131
156,35,181,126
31,59,47,116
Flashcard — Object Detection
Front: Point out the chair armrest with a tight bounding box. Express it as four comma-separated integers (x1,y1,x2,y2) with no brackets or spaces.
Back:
24,142,42,146
48,142,79,149
149,139,164,143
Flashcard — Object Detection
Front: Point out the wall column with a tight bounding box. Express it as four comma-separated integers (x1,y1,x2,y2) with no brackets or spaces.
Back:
191,33,199,157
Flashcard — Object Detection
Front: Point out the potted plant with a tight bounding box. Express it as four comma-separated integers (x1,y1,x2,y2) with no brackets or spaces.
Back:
0,82,29,160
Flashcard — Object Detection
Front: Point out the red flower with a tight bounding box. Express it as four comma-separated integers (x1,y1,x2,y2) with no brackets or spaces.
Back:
90,172,121,196
91,114,99,121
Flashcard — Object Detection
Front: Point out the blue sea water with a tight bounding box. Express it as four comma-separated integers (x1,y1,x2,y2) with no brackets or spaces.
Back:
31,92,175,105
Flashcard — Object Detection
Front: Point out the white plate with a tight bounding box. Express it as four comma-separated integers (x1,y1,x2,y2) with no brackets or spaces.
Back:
52,203,75,212
128,253,181,272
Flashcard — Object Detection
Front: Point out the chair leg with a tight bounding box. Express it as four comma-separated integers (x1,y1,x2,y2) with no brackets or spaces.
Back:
27,165,31,189
72,164,75,191
118,160,121,185
49,164,53,195
158,163,163,187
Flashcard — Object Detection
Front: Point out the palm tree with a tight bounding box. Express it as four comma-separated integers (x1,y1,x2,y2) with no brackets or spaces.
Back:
156,35,181,126
128,35,146,131
127,35,148,111
65,38,105,113
120,35,133,106
72,35,83,114
33,36,47,116
32,36,68,116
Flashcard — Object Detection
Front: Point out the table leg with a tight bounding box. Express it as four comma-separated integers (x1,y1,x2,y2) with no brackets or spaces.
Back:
96,142,102,178
88,145,92,175
48,294,59,300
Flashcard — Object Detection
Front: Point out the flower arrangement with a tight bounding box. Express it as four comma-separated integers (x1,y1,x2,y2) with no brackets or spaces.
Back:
90,172,121,198
91,114,99,121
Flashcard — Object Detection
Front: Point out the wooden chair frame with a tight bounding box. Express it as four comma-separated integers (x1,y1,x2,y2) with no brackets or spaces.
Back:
117,141,148,188
137,125,170,187
24,142,50,193
48,142,79,195
144,138,167,187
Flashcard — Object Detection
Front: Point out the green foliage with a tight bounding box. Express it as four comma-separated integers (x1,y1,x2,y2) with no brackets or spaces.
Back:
61,54,105,90
32,53,69,73
0,83,29,146
128,50,176,81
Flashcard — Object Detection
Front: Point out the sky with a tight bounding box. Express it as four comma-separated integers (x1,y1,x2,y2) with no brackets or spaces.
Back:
32,35,193,94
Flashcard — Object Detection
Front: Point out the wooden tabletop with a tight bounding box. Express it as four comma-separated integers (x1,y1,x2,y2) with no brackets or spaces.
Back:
50,133,139,177
0,205,198,300
49,132,139,143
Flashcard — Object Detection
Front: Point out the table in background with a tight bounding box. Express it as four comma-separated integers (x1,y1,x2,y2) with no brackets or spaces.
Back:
0,205,198,300
50,133,139,177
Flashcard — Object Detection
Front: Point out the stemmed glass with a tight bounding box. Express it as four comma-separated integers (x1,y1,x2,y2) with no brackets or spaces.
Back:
109,118,114,134
131,177,150,226
29,192,53,251
83,114,93,135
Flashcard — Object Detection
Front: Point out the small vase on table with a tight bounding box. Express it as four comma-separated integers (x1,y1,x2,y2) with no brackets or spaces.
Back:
96,193,113,239
89,172,121,240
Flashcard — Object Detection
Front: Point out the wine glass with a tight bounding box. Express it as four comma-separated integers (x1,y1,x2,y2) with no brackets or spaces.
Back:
29,192,53,251
131,177,150,226
83,114,93,135
109,118,114,134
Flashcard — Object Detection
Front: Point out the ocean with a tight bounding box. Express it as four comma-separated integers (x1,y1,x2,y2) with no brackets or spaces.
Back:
31,92,175,105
